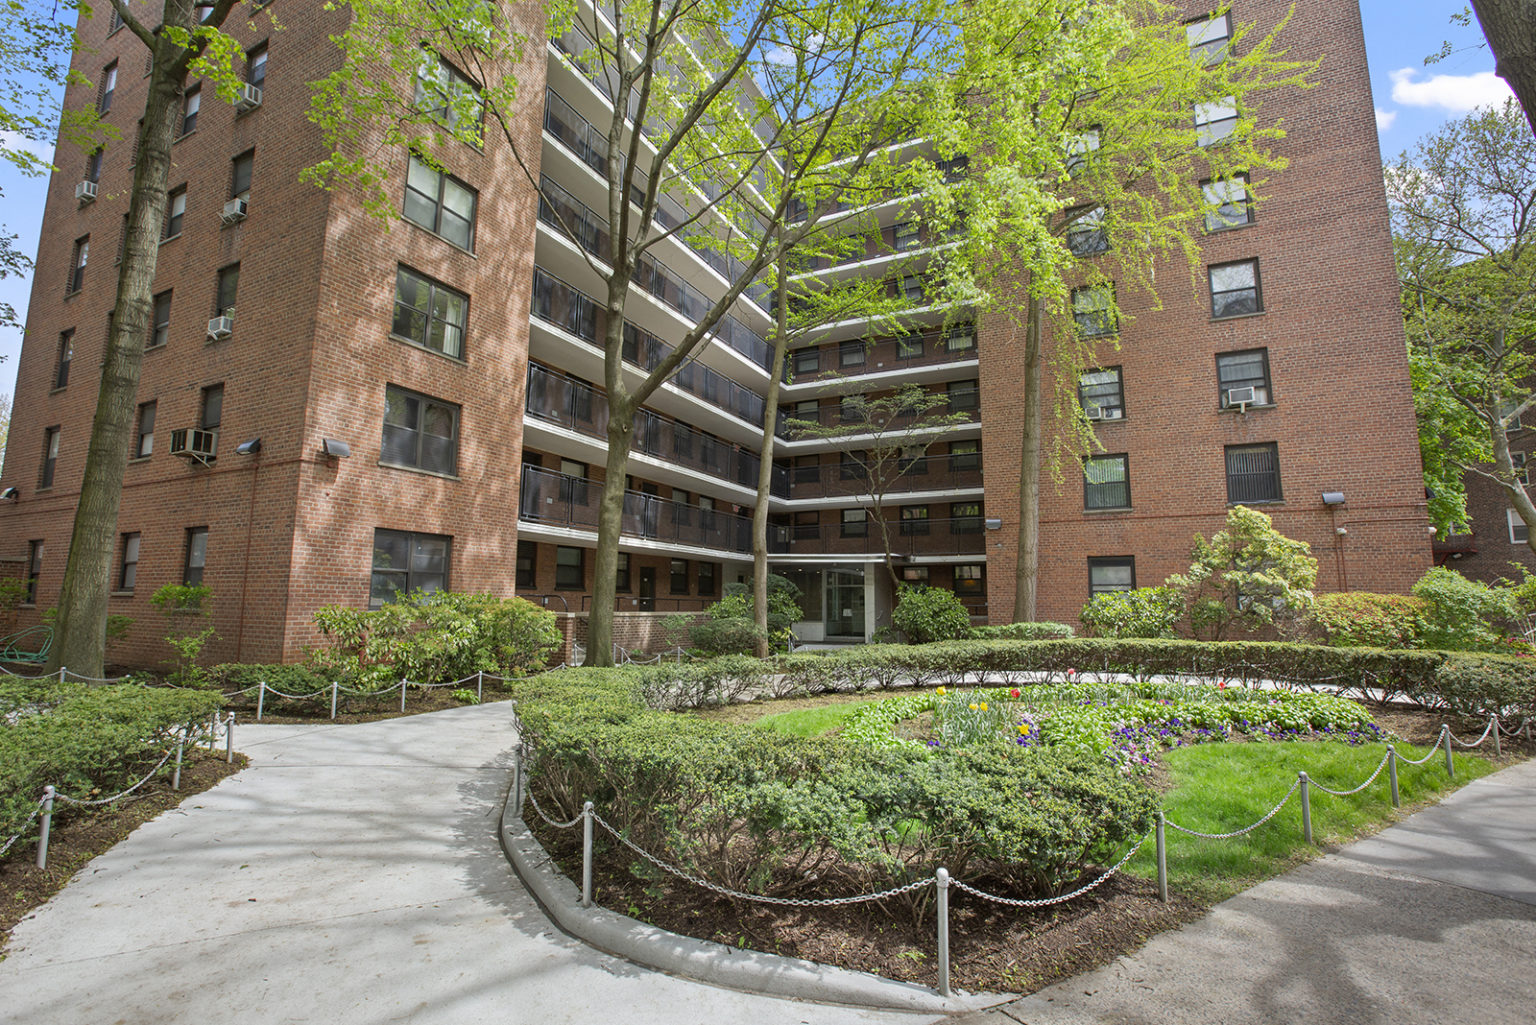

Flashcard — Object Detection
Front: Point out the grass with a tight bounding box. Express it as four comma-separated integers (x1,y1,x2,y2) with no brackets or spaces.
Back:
1124,740,1496,901
753,699,874,737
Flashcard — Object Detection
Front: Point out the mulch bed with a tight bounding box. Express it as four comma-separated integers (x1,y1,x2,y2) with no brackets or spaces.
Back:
1,750,247,954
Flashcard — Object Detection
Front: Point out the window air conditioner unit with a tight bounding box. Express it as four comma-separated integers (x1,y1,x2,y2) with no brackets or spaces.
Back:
169,427,218,464
221,197,248,224
233,83,262,113
1084,404,1106,421
75,180,98,203
207,315,234,341
1226,386,1257,410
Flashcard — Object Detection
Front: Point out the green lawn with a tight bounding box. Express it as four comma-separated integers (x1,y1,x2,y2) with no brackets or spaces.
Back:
753,700,873,737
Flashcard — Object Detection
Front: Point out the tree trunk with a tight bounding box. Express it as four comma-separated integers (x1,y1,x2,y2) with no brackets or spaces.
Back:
1491,423,1536,540
48,36,186,677
751,257,791,658
1011,296,1045,624
1470,0,1536,136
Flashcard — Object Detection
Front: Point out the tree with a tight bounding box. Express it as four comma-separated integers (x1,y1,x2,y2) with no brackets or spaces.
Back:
1165,504,1317,641
1468,1,1536,136
920,1,1312,621
46,0,262,678
1390,99,1536,537
312,0,958,665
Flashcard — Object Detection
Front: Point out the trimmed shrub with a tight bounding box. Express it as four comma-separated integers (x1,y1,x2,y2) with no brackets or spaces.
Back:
689,617,769,656
892,586,972,644
1079,587,1183,638
1310,593,1430,649
1166,506,1317,640
970,621,1075,640
696,576,802,652
1412,567,1517,651
206,663,330,695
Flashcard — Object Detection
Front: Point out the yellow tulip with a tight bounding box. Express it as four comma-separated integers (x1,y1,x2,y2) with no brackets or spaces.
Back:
936,686,947,696
979,702,988,711
968,703,979,711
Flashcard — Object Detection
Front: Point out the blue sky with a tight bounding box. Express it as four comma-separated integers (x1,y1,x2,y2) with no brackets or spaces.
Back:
0,2,1518,405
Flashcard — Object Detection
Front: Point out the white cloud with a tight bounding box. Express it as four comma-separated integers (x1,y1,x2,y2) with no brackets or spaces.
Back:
1374,107,1398,131
1389,67,1514,112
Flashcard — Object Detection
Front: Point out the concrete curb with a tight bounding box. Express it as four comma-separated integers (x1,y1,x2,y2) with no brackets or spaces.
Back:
498,796,1012,1014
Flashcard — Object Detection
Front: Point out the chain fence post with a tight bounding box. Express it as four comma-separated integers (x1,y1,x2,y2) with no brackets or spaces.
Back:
256,680,266,722
172,729,185,790
1156,812,1168,902
36,786,55,870
225,712,235,763
1299,772,1313,845
400,678,408,713
477,670,484,704
209,712,218,751
1492,716,1502,758
1387,745,1400,808
510,745,523,822
1443,725,1454,778
935,867,951,998
581,801,595,908
330,681,339,721
58,666,66,685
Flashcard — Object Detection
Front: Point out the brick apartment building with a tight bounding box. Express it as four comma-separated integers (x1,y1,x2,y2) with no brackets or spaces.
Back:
0,0,1431,666
1432,435,1536,582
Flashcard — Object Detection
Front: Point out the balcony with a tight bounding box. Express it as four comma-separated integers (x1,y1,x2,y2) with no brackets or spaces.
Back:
775,395,981,439
785,325,977,384
525,363,790,497
781,453,982,499
520,464,758,554
768,517,987,557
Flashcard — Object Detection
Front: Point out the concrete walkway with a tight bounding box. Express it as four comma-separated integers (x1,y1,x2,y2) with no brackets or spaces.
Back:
0,704,928,1025
942,758,1536,1025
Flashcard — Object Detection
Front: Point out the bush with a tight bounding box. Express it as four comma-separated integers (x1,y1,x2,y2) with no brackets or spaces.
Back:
892,586,972,644
311,591,560,691
1166,506,1317,639
969,621,1074,640
206,663,330,695
1310,593,1430,648
150,584,217,686
1079,587,1183,638
688,616,769,656
1412,567,1517,651
698,576,802,652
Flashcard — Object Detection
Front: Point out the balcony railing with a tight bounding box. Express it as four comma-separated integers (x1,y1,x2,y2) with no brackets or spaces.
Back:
520,464,757,554
785,325,977,383
767,517,987,557
781,454,982,498
530,267,769,428
775,396,980,438
525,363,790,497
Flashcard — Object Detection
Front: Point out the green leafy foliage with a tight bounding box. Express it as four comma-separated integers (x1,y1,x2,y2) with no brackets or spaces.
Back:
1411,567,1518,651
969,622,1074,640
150,584,216,687
205,663,329,695
1079,586,1183,638
1310,593,1431,648
695,577,802,654
310,591,559,691
688,617,769,657
892,586,973,644
1166,506,1317,640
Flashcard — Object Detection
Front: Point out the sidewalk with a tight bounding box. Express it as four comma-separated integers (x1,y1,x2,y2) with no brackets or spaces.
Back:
0,705,928,1025
941,758,1536,1025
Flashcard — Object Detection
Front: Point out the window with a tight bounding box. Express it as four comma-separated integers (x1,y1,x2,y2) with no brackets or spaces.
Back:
516,540,537,588
109,9,123,33
216,264,239,317
403,154,477,250
1225,443,1282,504
841,508,867,537
231,151,254,202
899,274,925,302
370,529,450,605
793,511,820,540
1509,509,1529,545
840,450,867,480
898,444,928,476
1513,451,1531,487
893,221,921,251
670,558,689,594
1217,349,1271,407
118,533,141,591
1084,454,1130,510
41,427,59,488
895,332,924,359
1065,128,1100,176
135,401,156,458
945,322,976,354
951,502,983,534
393,266,467,359
1195,97,1238,147
382,385,459,475
1209,259,1261,318
791,400,821,429
414,50,483,131
900,505,930,536
85,148,103,184
950,440,981,472
554,545,583,589
164,186,186,239
54,330,73,389
1203,175,1252,230
149,291,172,348
792,348,820,375
1066,205,1108,256
948,380,979,413
1079,367,1124,420
1089,557,1136,594
1186,13,1232,64
902,566,930,586
697,562,717,596
98,62,117,113
1072,284,1115,337
200,384,223,432
68,236,88,294
839,341,866,368
25,541,42,604
953,564,983,596
792,455,819,485
698,495,716,529
181,86,200,135
246,43,268,88
184,527,209,587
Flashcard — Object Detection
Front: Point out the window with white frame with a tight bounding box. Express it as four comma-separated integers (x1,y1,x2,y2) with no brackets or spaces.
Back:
1186,13,1232,64
1203,175,1253,230
1195,97,1238,146
1509,509,1529,544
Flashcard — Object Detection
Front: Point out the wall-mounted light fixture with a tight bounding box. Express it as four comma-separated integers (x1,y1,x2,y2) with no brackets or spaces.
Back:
320,438,351,459
0,487,18,501
1322,491,1346,506
984,517,1003,531
235,438,262,455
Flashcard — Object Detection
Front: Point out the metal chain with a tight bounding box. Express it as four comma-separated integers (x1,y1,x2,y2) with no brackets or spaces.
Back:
950,830,1151,908
1311,750,1393,796
260,684,332,700
592,811,936,907
525,784,584,829
53,746,177,807
1166,776,1303,839
1448,719,1495,749
0,800,46,857
1396,732,1445,765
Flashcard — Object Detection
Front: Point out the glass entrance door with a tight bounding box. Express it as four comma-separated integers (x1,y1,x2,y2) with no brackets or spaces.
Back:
824,570,865,639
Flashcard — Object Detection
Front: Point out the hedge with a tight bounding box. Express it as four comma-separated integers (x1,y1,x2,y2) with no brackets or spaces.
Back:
1,681,223,845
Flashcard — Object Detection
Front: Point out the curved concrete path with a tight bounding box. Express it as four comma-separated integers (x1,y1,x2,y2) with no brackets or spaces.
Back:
0,704,930,1025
